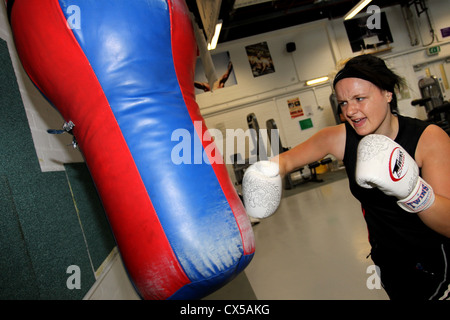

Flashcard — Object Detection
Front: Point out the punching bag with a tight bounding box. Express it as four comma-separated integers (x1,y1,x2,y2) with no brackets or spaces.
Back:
7,0,255,300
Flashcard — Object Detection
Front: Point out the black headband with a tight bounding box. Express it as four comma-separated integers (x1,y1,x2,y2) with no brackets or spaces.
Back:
333,66,379,89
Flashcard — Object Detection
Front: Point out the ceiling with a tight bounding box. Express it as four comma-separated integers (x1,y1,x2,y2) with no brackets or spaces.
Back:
187,0,409,44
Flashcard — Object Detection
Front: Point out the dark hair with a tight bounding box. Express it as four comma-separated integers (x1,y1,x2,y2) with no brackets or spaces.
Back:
333,54,403,114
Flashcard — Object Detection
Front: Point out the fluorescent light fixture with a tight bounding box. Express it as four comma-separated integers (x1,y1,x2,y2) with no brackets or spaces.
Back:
344,0,372,20
207,20,222,50
306,76,329,86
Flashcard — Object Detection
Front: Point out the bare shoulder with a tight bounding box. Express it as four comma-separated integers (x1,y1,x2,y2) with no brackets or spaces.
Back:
279,124,346,174
416,124,450,195
315,123,347,160
416,124,450,165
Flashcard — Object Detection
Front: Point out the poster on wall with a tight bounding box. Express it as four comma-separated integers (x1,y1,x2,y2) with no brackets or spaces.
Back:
287,97,304,119
344,12,393,53
194,51,237,94
245,41,275,77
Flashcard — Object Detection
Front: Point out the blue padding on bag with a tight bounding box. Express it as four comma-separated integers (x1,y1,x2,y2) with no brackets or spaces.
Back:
168,253,255,300
58,0,244,285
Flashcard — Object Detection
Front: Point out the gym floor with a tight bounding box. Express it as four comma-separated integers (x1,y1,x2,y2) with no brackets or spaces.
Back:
205,169,389,300
86,168,389,300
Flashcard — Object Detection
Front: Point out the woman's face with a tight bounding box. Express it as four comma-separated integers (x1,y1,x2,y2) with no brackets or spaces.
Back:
335,77,393,136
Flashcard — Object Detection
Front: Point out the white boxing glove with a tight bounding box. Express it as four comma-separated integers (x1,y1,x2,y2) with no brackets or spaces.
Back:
242,160,282,219
356,134,435,213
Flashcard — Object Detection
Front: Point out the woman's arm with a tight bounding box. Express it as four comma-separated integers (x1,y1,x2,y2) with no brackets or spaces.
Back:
272,124,346,177
416,125,450,237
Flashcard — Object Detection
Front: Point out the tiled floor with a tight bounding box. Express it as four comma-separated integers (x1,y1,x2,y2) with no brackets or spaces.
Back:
85,170,389,300
207,171,389,300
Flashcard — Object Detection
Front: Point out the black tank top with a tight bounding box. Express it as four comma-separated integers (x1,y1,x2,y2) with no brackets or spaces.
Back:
343,115,449,254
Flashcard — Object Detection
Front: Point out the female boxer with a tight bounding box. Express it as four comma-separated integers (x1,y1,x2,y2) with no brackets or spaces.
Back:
243,54,450,300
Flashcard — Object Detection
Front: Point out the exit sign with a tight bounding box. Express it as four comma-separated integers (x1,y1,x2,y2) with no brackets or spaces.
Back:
427,45,441,56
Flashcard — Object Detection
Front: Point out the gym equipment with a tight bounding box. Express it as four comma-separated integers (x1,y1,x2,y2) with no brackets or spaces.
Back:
8,0,254,300
232,113,268,185
266,119,290,155
329,93,344,125
247,113,268,161
266,118,302,189
308,158,333,183
265,119,332,189
411,76,450,135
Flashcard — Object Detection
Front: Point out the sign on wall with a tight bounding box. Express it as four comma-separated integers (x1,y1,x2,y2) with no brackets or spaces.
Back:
287,97,304,119
245,41,275,77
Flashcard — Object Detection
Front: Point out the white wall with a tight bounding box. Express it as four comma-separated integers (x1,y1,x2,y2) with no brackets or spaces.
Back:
1,1,449,174
200,0,450,183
